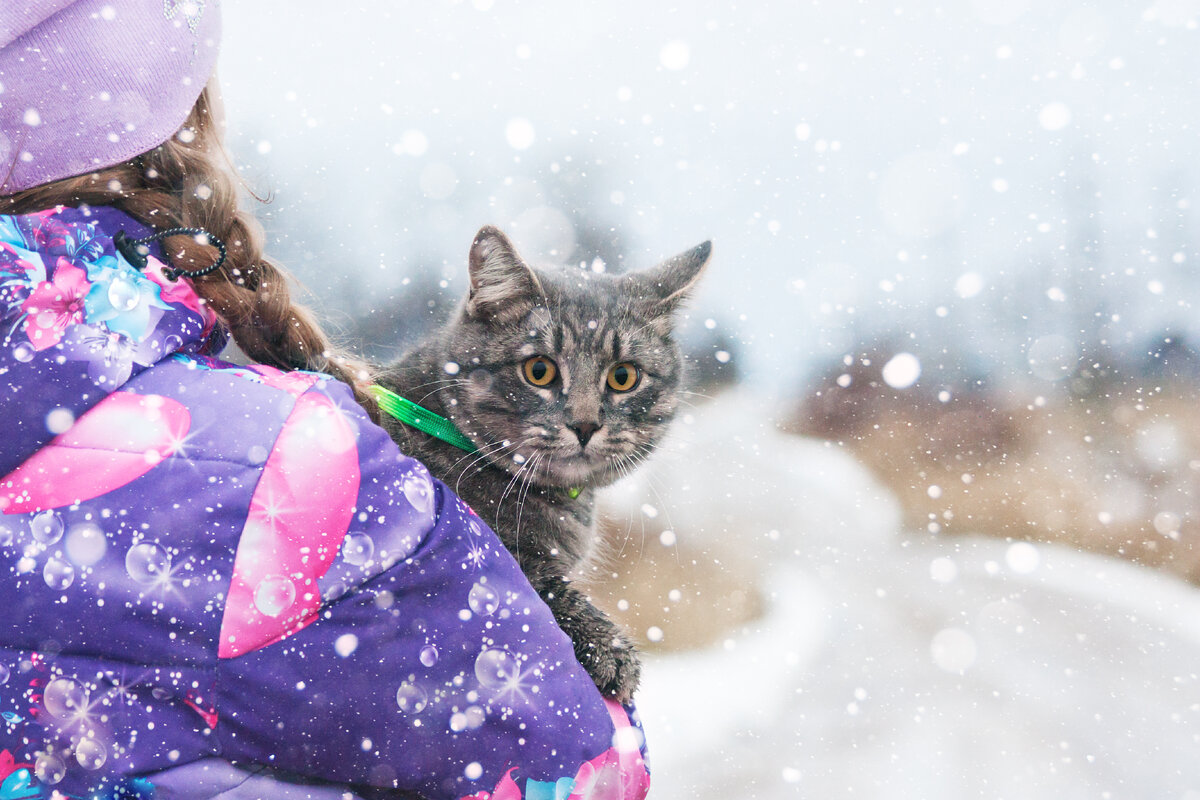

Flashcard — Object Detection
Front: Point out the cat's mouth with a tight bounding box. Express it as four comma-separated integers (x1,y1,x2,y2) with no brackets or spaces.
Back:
508,442,630,489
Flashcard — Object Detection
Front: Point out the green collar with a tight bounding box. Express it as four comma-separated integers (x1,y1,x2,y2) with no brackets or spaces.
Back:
368,384,582,499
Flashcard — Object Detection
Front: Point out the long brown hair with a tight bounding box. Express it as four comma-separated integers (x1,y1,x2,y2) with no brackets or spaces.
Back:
0,86,376,414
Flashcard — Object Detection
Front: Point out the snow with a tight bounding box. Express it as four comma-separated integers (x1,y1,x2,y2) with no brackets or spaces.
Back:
602,392,1200,798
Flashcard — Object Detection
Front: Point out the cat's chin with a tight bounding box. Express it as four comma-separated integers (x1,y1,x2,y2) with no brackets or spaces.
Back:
554,454,629,489
496,450,622,490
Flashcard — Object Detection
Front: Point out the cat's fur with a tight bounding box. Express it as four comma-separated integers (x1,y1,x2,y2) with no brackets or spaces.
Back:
373,226,709,702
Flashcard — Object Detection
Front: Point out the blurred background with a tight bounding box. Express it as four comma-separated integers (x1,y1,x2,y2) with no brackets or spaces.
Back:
219,1,1200,797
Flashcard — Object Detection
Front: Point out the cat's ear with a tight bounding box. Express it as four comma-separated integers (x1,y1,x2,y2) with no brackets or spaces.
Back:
627,240,711,331
466,226,544,321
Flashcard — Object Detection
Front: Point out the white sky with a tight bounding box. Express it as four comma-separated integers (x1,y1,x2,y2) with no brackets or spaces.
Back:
219,0,1200,387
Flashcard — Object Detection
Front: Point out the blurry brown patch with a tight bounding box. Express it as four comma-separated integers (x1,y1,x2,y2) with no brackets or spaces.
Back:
789,348,1200,583
581,515,765,654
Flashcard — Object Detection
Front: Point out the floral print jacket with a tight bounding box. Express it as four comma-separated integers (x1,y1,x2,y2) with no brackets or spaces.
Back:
0,207,650,800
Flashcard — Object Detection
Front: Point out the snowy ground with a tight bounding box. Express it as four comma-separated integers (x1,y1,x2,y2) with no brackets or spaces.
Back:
602,392,1200,799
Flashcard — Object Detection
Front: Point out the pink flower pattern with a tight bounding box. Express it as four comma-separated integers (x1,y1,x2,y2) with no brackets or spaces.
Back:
19,259,90,350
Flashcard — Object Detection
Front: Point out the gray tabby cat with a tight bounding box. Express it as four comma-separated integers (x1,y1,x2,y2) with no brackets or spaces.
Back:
373,226,710,703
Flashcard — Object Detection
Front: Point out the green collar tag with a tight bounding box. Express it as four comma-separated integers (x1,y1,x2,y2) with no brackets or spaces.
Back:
369,384,478,453
368,384,583,499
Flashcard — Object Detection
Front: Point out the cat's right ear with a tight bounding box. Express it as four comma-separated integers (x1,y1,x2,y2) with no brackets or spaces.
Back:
466,226,544,321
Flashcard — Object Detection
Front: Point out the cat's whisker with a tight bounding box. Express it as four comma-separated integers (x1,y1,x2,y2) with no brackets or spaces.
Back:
512,452,542,559
496,445,538,520
453,437,534,497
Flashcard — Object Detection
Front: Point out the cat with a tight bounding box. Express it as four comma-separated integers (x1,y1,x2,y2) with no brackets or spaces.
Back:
372,226,710,703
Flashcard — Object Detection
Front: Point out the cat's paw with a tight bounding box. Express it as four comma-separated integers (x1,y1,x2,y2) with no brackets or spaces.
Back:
578,629,642,704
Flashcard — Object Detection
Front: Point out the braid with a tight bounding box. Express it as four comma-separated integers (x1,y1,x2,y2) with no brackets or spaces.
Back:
0,87,378,418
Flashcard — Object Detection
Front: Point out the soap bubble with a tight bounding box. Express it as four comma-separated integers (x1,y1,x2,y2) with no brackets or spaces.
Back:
467,582,499,616
419,645,439,667
12,342,35,363
107,275,141,312
0,664,9,684
0,523,14,547
931,628,977,673
474,648,519,690
334,634,358,657
65,522,107,566
34,752,65,785
395,682,428,713
882,353,921,389
403,472,434,513
75,738,107,770
125,542,170,584
253,575,296,618
43,558,75,590
31,511,64,545
341,532,374,565
44,678,88,718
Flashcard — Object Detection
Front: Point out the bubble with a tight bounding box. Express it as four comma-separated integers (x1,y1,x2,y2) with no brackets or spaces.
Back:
0,523,14,547
66,523,107,566
45,408,75,434
341,532,374,565
395,682,428,713
43,558,75,590
931,628,977,672
465,762,483,780
34,752,65,785
44,678,88,718
955,273,984,298
419,645,439,667
659,40,691,70
403,472,434,514
613,725,644,753
1038,101,1071,131
334,634,358,657
106,275,141,311
1005,541,1040,573
882,353,921,389
30,511,64,544
505,118,536,150
397,129,428,156
75,738,107,770
253,575,296,618
0,664,9,684
125,542,170,584
474,648,519,690
12,342,35,363
467,582,499,616
929,557,958,583
1154,511,1182,537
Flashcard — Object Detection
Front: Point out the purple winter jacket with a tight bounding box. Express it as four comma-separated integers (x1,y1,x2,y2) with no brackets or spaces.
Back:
0,206,650,800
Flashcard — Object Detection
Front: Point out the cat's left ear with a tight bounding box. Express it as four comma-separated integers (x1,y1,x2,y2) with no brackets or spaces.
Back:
627,240,712,331
466,226,545,322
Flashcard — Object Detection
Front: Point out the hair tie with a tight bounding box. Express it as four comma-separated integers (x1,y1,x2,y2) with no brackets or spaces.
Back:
114,227,227,280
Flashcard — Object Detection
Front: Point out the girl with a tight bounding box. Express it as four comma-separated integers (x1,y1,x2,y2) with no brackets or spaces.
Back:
0,2,649,798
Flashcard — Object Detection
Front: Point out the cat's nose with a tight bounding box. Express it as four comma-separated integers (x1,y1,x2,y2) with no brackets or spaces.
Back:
569,422,600,447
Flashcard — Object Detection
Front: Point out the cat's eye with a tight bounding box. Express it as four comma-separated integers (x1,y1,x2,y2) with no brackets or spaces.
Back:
607,362,640,393
523,356,558,387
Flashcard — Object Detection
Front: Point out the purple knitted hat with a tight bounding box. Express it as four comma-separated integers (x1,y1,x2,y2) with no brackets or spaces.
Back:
0,0,221,194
